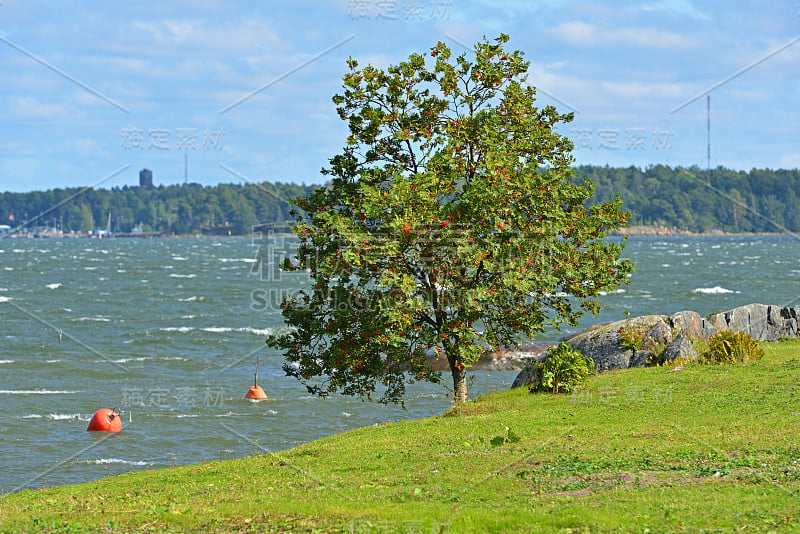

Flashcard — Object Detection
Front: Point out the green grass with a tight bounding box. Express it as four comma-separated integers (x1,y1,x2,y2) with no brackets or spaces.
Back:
2,341,800,533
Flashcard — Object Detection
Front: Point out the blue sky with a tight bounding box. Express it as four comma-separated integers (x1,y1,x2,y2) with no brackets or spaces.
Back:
1,0,798,193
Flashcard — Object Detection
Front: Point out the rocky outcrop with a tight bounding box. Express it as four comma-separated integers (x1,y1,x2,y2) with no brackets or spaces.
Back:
661,335,698,363
706,303,800,341
563,314,670,372
510,303,800,389
427,342,552,372
510,364,542,389
670,310,717,340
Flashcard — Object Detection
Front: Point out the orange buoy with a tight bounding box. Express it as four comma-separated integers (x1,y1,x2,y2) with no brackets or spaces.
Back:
245,385,268,399
87,408,122,432
244,356,268,399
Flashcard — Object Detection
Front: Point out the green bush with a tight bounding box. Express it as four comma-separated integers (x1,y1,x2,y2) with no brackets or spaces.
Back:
699,330,764,365
532,342,595,394
617,324,646,351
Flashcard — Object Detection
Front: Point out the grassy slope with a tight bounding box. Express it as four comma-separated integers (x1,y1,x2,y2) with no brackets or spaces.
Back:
1,342,799,534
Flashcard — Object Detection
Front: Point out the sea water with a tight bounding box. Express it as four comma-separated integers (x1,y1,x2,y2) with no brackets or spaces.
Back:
1,235,798,492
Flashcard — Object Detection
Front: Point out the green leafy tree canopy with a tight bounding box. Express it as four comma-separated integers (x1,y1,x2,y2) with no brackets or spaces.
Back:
268,35,633,405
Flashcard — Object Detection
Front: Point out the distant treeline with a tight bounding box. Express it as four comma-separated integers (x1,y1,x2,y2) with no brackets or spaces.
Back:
581,165,800,233
2,166,799,235
0,182,316,235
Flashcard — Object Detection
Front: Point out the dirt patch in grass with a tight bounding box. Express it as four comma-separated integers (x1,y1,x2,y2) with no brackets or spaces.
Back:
549,470,707,498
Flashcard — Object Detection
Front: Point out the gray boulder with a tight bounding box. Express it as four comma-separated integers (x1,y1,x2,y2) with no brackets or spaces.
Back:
567,314,669,372
661,335,698,363
670,310,717,341
510,362,541,389
706,303,800,341
643,320,672,349
630,350,655,368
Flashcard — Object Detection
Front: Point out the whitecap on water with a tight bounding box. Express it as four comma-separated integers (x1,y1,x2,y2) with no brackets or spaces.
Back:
84,459,151,466
106,357,148,363
692,286,737,294
160,326,195,332
0,359,14,364
0,296,12,302
0,389,80,394
47,413,88,421
598,289,626,296
169,273,196,278
200,326,271,336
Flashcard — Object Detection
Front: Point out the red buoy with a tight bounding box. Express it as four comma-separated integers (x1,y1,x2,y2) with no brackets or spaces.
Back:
87,408,122,432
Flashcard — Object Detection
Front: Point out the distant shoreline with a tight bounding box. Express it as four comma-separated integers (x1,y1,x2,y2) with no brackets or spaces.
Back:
613,225,786,237
2,226,791,239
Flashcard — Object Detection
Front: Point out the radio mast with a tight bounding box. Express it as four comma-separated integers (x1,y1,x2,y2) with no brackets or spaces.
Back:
706,94,711,185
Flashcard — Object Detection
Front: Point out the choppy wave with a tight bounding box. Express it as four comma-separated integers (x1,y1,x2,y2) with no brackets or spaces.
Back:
599,289,626,296
82,458,151,466
169,274,196,278
0,359,13,364
0,296,11,302
107,357,148,363
159,326,272,336
177,296,203,302
47,413,89,421
46,283,62,289
692,286,737,294
0,390,80,395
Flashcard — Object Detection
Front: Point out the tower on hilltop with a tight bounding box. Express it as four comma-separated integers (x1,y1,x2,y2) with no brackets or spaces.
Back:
139,169,153,188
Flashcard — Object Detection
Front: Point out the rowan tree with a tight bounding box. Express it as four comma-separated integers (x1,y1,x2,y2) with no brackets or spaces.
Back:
267,34,633,405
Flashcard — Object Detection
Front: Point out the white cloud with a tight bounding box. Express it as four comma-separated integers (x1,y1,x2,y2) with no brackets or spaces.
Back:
9,97,75,120
130,16,287,54
640,0,707,19
550,21,695,50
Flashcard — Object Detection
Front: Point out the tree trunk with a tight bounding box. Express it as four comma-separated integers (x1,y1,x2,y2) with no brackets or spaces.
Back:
452,366,467,405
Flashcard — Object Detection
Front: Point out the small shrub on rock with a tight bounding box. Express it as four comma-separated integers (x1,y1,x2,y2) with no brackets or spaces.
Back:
699,330,764,365
532,342,595,394
618,324,646,351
